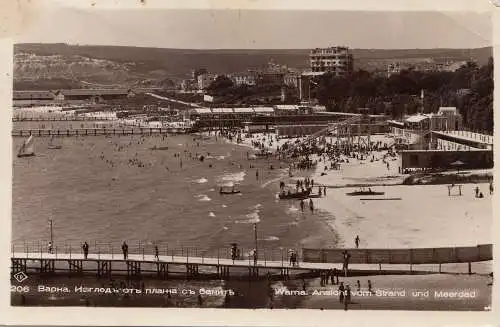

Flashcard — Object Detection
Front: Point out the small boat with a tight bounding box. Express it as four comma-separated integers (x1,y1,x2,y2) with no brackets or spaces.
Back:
255,151,272,157
220,187,241,195
17,135,35,158
279,188,311,200
48,136,62,150
346,188,385,196
150,145,169,150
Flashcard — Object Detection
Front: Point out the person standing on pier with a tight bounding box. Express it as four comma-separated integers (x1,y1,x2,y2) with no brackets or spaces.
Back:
122,241,129,260
323,186,327,196
154,245,159,261
309,199,314,213
342,250,351,277
368,280,374,294
338,282,345,303
82,242,89,259
48,241,53,254
197,294,203,307
355,235,360,248
253,249,258,266
300,199,305,212
344,285,351,311
475,186,480,198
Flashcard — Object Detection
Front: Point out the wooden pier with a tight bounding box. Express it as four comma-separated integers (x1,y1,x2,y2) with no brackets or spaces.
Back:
11,127,193,138
13,116,117,122
11,252,322,281
11,243,492,281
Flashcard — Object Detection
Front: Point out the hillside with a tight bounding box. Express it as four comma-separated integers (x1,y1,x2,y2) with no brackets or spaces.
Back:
13,43,492,90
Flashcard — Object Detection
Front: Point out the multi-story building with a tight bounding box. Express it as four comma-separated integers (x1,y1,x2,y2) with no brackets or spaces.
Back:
197,73,217,91
181,79,197,92
284,72,300,89
229,72,257,86
387,60,469,77
309,46,354,75
387,63,402,77
256,71,284,86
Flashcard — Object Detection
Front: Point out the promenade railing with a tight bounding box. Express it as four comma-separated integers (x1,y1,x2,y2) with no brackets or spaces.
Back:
11,241,300,267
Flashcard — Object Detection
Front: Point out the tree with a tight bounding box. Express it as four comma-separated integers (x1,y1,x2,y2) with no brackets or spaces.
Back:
207,75,234,95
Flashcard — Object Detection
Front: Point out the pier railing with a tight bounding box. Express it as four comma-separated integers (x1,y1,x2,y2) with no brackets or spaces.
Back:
302,244,492,265
11,127,192,137
11,241,300,267
13,116,118,122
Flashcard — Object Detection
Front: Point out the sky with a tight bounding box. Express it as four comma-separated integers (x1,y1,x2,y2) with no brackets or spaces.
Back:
16,8,492,49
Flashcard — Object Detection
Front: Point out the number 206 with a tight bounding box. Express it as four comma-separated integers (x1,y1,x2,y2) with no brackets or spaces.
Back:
11,286,29,293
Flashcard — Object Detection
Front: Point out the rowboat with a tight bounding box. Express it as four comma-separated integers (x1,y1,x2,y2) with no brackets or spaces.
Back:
346,189,385,196
279,188,311,200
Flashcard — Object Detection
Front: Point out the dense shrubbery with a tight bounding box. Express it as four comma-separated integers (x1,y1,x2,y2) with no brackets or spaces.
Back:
206,76,298,105
316,58,493,133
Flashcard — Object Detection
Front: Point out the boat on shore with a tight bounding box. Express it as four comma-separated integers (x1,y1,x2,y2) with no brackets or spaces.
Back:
346,188,385,196
17,135,35,158
255,151,273,158
279,188,311,200
307,193,323,199
150,145,169,150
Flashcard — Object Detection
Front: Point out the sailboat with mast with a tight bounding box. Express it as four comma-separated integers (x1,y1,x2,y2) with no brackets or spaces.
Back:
48,136,62,150
17,135,35,158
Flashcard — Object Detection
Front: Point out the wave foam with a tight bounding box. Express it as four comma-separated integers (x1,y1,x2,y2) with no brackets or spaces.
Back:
196,195,212,202
209,212,216,217
262,236,280,241
217,171,246,185
194,178,208,184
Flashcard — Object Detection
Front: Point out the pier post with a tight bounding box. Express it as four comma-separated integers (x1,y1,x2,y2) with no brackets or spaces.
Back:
409,249,413,274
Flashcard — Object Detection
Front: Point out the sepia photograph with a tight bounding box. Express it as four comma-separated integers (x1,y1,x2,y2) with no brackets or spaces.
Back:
7,1,494,314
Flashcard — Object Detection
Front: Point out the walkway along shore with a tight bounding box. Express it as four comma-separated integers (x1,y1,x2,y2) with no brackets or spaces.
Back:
11,243,492,281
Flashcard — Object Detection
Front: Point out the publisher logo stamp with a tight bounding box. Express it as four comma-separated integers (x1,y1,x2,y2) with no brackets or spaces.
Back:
13,272,28,283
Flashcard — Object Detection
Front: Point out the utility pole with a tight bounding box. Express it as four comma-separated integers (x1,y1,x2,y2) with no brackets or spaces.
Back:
253,223,258,264
48,219,54,251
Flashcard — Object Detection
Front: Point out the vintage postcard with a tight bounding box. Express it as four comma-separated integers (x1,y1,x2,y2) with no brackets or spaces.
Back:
1,0,498,325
